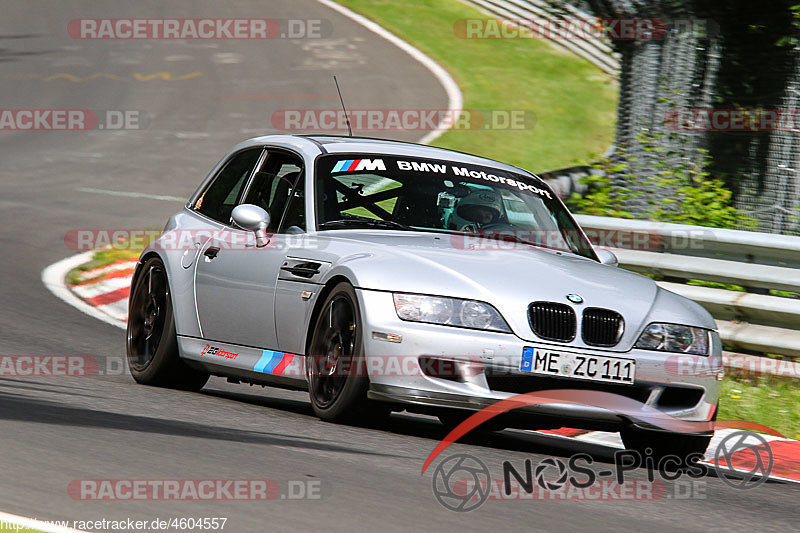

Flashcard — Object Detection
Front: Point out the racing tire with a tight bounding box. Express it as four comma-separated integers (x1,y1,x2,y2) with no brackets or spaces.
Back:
307,282,389,424
126,256,209,391
620,427,711,467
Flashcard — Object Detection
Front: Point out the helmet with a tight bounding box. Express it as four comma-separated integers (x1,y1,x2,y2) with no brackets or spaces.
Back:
456,189,503,225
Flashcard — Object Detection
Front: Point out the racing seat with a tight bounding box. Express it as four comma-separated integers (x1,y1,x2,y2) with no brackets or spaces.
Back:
393,191,442,228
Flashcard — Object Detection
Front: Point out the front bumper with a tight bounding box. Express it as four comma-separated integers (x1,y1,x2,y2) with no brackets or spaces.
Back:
358,289,722,434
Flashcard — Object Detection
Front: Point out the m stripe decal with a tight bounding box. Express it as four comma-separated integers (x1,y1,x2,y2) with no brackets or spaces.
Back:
332,159,367,173
333,159,361,173
254,350,282,373
254,350,294,375
272,353,295,375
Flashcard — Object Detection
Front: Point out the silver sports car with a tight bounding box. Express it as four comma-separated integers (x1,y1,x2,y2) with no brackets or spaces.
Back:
127,135,722,459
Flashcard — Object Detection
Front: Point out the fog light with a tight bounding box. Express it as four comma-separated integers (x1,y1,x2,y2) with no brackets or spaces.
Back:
418,356,483,382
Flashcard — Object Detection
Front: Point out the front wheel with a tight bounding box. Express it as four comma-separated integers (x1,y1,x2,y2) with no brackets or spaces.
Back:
126,257,209,391
306,282,388,423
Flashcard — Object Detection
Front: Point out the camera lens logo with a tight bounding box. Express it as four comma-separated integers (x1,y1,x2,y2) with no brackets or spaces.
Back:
713,430,773,490
534,457,569,490
431,454,491,512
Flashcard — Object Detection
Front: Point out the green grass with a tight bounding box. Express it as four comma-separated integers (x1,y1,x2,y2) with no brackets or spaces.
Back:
719,376,800,439
336,0,618,172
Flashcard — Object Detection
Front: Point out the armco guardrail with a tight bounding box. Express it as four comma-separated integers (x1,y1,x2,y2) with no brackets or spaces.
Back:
462,0,620,75
573,215,800,357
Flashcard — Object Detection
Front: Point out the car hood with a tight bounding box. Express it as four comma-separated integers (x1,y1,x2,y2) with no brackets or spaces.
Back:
305,231,713,350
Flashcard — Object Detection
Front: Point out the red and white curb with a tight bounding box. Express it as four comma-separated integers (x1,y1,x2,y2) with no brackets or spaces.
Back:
42,251,130,330
533,427,800,483
70,258,137,322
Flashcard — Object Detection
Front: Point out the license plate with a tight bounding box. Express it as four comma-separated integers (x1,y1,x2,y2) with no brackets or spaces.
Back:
520,347,636,384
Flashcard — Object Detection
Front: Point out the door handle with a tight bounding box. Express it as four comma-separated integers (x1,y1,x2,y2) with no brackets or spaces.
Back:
280,262,320,278
204,247,220,260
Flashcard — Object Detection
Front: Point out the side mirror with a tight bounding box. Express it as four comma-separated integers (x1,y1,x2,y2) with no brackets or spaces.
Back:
232,204,271,248
596,248,619,267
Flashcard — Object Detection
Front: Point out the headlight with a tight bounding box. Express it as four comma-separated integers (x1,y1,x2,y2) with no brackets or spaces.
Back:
393,293,511,333
634,323,710,355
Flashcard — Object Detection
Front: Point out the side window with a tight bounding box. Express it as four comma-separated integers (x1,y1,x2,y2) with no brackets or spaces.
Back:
194,148,262,223
242,151,305,232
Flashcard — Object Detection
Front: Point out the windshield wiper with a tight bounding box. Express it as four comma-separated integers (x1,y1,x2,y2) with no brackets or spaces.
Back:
318,218,414,231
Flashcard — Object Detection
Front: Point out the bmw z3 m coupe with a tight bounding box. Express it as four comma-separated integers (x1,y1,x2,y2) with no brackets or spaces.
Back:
126,135,722,459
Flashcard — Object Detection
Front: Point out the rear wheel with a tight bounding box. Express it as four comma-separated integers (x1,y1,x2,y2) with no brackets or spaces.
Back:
307,282,388,423
620,427,711,467
126,257,209,391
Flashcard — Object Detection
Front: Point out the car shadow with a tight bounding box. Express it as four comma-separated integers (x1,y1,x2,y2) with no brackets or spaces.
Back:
0,389,399,458
201,384,622,465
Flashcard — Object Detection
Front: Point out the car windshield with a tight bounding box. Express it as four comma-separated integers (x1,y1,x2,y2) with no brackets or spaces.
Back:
314,154,597,260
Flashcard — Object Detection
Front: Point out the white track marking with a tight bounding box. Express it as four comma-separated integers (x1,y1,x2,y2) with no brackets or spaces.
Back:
76,187,186,202
0,510,87,533
41,251,126,330
314,0,463,145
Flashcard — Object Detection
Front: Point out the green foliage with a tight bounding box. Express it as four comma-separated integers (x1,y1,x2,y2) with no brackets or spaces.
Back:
571,135,756,230
568,161,639,219
769,289,800,299
686,279,746,292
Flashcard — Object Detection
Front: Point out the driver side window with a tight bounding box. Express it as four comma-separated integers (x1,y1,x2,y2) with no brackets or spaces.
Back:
242,151,305,233
194,148,262,224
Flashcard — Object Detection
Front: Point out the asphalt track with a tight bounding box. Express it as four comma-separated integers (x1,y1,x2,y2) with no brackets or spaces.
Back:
0,1,795,531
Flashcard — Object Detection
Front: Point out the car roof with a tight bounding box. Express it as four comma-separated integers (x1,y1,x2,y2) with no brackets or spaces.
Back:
242,134,536,177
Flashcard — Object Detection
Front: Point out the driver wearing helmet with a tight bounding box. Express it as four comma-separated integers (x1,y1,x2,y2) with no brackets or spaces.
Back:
455,189,504,230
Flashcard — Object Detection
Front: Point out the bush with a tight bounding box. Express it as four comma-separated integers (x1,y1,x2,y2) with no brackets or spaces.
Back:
570,135,756,230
